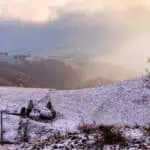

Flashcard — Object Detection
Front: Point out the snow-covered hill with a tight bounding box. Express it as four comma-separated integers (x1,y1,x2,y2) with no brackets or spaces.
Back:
0,77,150,148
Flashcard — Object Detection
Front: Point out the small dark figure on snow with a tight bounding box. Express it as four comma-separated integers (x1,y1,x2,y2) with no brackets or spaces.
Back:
26,100,34,117
20,107,26,118
46,101,56,118
51,110,56,118
46,101,53,110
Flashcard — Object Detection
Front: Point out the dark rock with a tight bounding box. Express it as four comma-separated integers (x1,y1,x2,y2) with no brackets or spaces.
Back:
53,145,58,149
74,140,78,145
81,139,87,144
70,144,74,149
71,136,78,140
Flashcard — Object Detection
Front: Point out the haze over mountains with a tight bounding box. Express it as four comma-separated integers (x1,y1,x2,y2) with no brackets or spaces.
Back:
0,0,150,88
0,55,119,89
0,4,150,75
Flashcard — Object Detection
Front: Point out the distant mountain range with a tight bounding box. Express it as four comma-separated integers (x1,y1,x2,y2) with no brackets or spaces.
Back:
0,56,116,89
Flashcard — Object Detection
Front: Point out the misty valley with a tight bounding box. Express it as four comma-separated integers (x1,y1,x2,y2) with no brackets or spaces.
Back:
0,54,116,89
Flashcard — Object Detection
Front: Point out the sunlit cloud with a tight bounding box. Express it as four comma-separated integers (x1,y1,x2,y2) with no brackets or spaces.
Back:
0,0,150,78
0,0,150,22
0,0,69,22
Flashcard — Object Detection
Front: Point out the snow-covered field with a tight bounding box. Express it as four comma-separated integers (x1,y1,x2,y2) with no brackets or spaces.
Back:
0,77,150,149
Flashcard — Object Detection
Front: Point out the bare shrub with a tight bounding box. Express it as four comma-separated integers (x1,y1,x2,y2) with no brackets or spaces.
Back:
144,125,150,135
133,124,141,129
78,123,98,134
98,125,126,145
78,123,127,145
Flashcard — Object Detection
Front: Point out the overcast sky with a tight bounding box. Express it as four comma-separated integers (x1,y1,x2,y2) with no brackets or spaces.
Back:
0,0,150,74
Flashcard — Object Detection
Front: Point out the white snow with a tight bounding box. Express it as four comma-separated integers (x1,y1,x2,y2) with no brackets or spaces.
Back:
0,77,150,143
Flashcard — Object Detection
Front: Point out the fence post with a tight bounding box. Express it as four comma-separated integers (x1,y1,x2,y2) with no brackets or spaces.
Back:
0,110,3,144
23,119,29,142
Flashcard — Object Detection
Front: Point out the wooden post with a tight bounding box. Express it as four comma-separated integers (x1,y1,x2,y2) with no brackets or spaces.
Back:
23,119,29,142
0,110,3,144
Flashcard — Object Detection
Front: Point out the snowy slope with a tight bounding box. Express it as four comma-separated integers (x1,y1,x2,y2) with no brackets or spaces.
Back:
0,77,150,143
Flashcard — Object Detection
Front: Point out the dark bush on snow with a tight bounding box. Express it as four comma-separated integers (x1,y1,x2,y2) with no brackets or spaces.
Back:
78,123,127,145
98,125,126,145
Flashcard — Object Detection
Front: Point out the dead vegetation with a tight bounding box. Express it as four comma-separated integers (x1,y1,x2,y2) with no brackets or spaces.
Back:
144,125,150,135
78,123,127,145
17,119,30,143
78,123,98,134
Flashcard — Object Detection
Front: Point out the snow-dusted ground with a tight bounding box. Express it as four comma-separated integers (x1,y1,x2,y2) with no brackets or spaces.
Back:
0,77,150,146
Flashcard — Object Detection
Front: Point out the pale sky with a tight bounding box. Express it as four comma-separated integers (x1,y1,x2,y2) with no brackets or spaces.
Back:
0,0,150,22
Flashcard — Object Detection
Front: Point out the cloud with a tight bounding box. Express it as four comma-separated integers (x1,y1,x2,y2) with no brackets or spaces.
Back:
0,1,150,77
0,6,149,55
0,0,150,22
92,6,150,74
0,12,122,55
0,0,68,22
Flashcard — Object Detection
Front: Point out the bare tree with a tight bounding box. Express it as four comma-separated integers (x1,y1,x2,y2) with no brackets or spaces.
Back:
146,58,150,77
